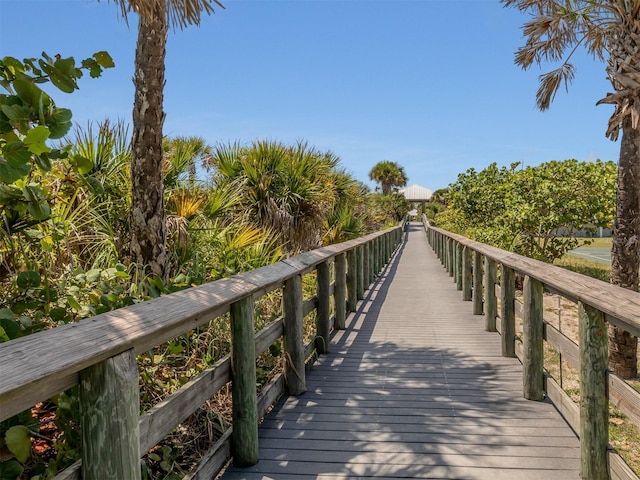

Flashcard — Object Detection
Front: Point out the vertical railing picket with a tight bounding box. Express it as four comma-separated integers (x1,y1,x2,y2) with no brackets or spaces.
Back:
230,296,259,466
523,275,544,401
472,251,483,315
578,302,609,480
484,257,497,332
283,275,306,395
363,242,370,291
316,260,331,354
334,253,347,330
500,266,516,358
80,349,141,480
356,245,365,300
346,249,357,313
462,246,472,300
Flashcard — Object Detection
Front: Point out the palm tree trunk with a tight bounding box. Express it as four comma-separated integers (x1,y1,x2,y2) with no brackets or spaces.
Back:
130,5,168,280
609,117,640,379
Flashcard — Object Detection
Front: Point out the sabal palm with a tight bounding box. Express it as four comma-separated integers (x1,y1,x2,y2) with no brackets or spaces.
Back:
110,0,222,280
368,160,408,194
504,0,639,378
211,140,339,253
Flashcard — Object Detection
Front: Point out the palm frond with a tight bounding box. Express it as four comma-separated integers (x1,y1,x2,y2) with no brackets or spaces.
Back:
108,0,224,29
536,62,576,110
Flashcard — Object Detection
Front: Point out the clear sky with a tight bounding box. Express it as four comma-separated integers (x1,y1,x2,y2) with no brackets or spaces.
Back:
0,0,621,191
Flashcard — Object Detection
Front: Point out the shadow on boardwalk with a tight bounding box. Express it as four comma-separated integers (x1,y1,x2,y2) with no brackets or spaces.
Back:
222,223,580,480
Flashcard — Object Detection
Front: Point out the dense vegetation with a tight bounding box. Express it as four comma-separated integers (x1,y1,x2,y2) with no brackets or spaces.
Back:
0,52,409,479
433,159,617,263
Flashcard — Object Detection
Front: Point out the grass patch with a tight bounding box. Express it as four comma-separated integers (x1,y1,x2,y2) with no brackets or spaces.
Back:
576,237,612,248
554,256,610,282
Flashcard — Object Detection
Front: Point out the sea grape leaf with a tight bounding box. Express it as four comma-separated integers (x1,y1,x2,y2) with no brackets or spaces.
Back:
5,426,30,463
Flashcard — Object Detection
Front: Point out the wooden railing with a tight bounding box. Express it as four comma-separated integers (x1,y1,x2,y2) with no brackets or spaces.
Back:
0,226,404,480
424,218,640,480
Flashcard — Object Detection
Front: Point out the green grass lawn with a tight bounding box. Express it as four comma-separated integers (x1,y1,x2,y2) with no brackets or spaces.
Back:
576,237,612,248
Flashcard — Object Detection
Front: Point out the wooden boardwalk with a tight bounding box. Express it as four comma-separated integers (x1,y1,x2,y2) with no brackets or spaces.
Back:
222,222,580,479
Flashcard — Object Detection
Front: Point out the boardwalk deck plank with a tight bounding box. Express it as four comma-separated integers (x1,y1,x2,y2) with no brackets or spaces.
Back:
222,223,580,479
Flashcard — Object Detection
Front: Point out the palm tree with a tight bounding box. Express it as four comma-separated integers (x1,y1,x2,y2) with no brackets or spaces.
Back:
210,140,341,253
111,0,222,280
503,0,639,378
368,160,408,194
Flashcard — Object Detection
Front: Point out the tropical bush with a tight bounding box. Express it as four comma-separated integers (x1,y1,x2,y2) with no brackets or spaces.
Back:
435,159,616,262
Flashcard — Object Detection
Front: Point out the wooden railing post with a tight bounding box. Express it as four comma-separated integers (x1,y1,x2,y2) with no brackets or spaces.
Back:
80,349,141,480
368,240,375,284
283,275,306,395
462,246,472,301
356,245,365,300
346,249,357,312
374,236,381,275
363,242,370,291
472,251,483,315
448,238,455,277
230,296,259,466
456,242,463,291
384,233,389,262
578,302,609,480
523,275,544,401
316,260,331,354
484,257,497,332
500,265,516,357
334,253,347,330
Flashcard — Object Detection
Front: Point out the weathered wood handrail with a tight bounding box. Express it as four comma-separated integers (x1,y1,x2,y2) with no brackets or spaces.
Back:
423,216,640,480
0,225,404,480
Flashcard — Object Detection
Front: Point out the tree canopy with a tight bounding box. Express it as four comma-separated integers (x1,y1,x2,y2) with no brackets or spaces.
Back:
368,160,408,194
436,159,616,262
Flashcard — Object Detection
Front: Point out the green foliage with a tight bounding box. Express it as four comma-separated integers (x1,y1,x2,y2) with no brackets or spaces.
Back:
210,140,364,254
436,159,616,262
367,192,410,228
0,52,114,243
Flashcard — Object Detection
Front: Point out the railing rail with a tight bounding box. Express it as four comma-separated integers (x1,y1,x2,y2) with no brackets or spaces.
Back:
423,216,640,480
0,225,404,480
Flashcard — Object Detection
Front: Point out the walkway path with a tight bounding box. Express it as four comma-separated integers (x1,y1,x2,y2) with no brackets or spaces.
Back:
222,222,580,479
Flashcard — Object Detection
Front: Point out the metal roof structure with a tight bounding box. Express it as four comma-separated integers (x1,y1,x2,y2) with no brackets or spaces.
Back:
399,184,433,202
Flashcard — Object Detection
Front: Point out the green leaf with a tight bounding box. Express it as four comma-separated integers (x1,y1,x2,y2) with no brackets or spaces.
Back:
49,307,67,322
16,271,41,290
12,78,49,109
83,176,104,195
2,142,30,166
5,425,30,463
67,296,82,312
23,186,51,220
0,184,23,204
23,126,51,155
86,269,101,283
0,318,22,340
33,152,52,171
0,309,20,340
0,460,24,480
47,108,73,139
69,154,93,174
93,51,115,69
0,157,30,183
0,104,30,134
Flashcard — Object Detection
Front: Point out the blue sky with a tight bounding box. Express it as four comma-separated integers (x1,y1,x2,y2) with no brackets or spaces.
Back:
1,0,620,191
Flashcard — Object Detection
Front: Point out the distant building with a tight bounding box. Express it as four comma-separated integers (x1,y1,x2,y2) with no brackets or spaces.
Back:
399,184,433,202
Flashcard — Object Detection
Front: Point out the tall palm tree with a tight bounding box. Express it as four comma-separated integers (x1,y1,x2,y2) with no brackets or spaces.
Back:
503,0,639,378
111,0,222,280
368,160,408,194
